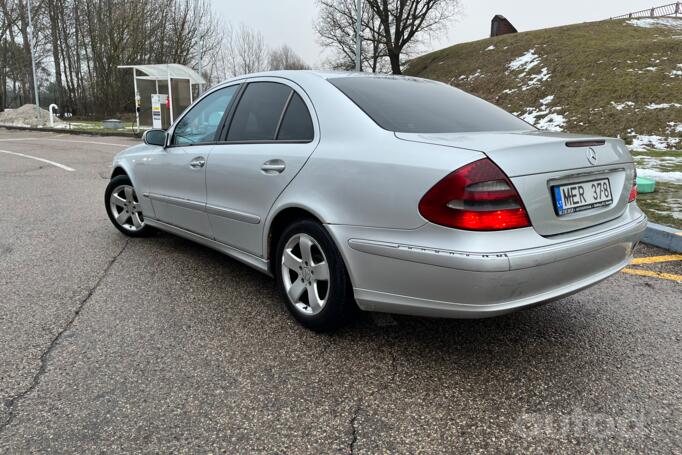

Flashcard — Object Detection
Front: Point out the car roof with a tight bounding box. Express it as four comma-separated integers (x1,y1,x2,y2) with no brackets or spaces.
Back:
217,70,425,86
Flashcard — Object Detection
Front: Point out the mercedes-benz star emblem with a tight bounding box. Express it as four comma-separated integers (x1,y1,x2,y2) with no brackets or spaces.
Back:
586,148,598,165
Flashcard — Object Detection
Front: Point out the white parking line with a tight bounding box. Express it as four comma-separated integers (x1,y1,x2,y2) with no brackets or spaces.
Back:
0,149,75,171
0,137,130,147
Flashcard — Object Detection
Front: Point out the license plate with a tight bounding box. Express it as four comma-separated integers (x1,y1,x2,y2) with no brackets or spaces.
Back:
552,178,613,216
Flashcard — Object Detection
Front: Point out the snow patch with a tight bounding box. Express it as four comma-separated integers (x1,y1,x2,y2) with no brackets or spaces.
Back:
627,18,682,31
629,133,681,151
637,168,682,184
0,104,64,128
635,155,682,170
485,45,496,51
646,103,682,110
508,50,540,74
635,154,682,184
522,67,551,90
667,122,682,133
519,96,565,132
611,101,635,110
654,206,682,221
535,113,566,132
456,69,483,82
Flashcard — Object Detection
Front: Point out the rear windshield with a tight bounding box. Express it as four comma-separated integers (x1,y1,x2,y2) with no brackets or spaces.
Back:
328,76,534,134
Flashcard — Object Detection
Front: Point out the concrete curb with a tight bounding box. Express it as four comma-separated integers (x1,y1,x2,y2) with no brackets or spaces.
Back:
642,222,682,253
0,124,142,138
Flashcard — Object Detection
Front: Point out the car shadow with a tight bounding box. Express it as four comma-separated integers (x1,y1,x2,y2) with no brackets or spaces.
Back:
134,233,625,375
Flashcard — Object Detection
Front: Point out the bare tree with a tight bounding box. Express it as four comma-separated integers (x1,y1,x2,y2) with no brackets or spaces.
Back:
268,45,309,70
0,0,227,115
364,0,461,74
232,23,267,75
315,0,388,72
0,0,9,109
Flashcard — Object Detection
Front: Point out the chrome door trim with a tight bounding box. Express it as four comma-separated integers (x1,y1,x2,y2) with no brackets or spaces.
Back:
148,193,206,211
347,239,510,272
144,217,271,275
205,204,261,224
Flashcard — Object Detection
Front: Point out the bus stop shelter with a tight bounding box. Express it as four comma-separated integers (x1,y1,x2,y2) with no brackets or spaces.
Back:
118,64,205,129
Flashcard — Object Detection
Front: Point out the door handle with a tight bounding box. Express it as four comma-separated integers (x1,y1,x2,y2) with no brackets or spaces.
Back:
189,156,206,169
261,159,286,175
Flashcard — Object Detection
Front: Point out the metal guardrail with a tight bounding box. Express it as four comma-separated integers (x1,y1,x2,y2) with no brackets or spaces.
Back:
612,2,682,19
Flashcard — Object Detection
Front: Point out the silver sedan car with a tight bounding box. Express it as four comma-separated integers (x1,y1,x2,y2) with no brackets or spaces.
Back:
106,71,646,331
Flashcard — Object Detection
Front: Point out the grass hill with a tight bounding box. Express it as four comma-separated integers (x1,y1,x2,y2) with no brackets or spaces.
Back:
405,18,682,149
405,17,682,228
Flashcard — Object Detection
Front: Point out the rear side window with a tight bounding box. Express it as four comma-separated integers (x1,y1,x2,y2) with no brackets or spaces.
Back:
328,76,534,134
227,82,291,141
277,93,314,141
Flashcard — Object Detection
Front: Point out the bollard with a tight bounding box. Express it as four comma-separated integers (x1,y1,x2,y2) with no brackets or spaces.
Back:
49,104,58,127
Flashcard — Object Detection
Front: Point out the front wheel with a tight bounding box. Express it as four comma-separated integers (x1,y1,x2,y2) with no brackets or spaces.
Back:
275,220,355,332
105,175,153,237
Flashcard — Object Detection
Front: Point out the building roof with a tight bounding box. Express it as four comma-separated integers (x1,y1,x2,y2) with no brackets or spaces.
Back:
118,64,205,84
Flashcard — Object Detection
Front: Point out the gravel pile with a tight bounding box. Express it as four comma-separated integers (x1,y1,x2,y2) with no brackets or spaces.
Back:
0,104,64,127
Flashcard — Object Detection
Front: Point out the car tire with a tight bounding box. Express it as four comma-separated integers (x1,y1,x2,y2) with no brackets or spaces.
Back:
275,219,355,332
105,175,154,237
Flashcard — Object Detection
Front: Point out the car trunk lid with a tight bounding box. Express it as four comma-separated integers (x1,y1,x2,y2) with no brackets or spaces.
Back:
396,130,636,236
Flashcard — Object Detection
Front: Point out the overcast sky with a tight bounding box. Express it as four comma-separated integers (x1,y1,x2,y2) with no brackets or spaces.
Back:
211,0,663,67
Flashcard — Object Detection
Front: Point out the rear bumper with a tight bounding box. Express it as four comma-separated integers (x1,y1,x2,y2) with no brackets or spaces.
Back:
327,205,646,318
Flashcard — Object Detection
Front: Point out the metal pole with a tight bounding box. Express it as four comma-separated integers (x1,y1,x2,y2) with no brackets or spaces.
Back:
133,68,140,130
167,75,174,124
355,0,362,71
198,39,204,95
27,0,41,119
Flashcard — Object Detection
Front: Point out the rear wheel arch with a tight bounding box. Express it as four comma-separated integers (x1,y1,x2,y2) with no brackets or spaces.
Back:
266,206,357,290
267,207,320,273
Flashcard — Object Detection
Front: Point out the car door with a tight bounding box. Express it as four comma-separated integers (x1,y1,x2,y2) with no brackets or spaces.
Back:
145,84,240,236
205,79,319,256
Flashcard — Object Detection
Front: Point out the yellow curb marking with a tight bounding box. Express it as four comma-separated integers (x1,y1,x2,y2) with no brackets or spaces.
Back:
630,255,682,265
622,268,682,282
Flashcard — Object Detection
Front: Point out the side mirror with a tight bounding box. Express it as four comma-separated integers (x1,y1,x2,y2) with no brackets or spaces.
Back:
143,129,167,147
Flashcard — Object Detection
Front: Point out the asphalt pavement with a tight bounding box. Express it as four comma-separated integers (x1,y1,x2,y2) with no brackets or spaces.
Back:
0,129,680,454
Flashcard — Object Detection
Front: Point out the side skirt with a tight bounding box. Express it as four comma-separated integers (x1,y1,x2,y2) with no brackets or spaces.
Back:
144,218,272,276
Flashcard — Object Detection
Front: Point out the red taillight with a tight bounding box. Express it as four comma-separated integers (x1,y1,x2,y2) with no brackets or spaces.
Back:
418,158,531,231
628,167,637,202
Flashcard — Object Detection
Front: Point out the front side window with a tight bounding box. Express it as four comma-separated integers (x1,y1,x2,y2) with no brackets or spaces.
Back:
172,85,239,145
227,82,292,141
329,76,534,134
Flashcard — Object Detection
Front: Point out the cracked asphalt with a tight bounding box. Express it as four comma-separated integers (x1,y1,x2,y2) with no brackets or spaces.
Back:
1,129,681,454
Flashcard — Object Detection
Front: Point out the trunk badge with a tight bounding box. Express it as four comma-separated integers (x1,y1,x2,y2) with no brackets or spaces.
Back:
586,148,598,165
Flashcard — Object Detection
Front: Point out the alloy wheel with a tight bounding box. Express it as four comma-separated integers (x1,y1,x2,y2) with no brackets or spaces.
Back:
109,184,145,232
281,233,330,315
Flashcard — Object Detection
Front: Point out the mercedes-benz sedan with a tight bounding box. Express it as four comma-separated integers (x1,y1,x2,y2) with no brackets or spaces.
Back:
105,71,646,331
